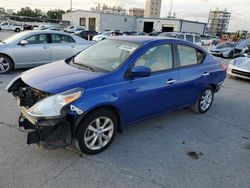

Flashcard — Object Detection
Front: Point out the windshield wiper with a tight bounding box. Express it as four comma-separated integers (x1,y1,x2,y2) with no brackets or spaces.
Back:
73,61,94,72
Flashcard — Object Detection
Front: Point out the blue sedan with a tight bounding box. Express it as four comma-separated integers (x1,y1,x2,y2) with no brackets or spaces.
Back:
7,36,226,154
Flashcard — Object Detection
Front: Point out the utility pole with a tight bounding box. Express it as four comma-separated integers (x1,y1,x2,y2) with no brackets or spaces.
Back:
169,0,173,17
70,0,72,11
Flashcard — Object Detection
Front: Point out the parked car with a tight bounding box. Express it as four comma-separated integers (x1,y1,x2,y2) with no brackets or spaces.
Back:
227,53,250,80
0,21,24,32
147,31,162,36
0,30,94,73
92,31,124,42
209,39,250,58
177,33,202,46
201,35,217,45
76,30,98,40
6,36,226,154
65,26,85,34
158,32,179,38
123,31,138,35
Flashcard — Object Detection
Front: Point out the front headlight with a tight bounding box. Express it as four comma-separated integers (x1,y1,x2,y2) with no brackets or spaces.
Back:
26,88,83,118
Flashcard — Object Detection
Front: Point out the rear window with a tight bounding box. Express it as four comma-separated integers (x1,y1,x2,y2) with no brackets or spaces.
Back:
177,45,205,66
195,36,201,43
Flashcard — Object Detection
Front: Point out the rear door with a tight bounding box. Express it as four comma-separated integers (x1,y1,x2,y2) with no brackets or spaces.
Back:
50,33,75,62
126,43,182,123
175,43,210,105
14,34,50,66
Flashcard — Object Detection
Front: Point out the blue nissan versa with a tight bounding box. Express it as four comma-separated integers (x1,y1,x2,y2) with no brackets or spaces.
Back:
6,36,226,154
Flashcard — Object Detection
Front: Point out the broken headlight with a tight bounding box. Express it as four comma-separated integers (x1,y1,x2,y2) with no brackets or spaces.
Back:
26,88,83,118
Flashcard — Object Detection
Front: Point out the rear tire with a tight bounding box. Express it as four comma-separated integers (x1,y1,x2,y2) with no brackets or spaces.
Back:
228,51,234,58
76,109,118,154
191,87,214,114
0,54,14,74
15,28,21,32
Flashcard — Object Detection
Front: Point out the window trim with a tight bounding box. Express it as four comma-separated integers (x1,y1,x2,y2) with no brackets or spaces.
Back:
174,43,206,69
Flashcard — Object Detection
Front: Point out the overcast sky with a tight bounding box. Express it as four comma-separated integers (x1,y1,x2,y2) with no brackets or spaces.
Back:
0,0,249,31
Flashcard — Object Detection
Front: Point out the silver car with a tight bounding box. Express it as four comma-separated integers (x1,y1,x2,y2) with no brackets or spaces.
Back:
227,54,250,80
0,30,94,73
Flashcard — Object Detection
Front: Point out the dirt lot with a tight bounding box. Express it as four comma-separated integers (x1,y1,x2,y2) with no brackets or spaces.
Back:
0,31,250,188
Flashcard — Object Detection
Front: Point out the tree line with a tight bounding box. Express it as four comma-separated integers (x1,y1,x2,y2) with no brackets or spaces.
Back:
13,7,68,20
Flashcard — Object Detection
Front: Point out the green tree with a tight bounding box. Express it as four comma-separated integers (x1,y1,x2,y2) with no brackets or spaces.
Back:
15,7,44,17
46,9,65,20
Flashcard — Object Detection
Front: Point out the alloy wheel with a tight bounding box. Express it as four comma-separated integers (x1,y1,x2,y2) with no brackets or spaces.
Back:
0,57,10,73
200,89,213,111
84,117,114,150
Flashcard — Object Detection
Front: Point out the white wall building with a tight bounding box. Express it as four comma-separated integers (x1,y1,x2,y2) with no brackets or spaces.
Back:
62,10,207,35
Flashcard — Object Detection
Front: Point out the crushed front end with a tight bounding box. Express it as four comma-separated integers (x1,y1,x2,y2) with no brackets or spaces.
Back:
6,76,83,149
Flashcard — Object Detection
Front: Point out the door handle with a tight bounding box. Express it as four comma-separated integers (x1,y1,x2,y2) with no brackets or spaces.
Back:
166,79,176,84
202,72,210,76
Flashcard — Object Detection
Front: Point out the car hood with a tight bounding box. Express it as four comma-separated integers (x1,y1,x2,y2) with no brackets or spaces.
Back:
234,57,250,71
21,60,106,94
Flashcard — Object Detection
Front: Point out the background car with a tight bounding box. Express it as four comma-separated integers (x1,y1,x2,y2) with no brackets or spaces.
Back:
227,53,250,79
0,21,24,32
7,36,226,154
64,26,85,33
76,30,98,40
92,30,124,42
176,33,202,46
209,39,250,58
201,35,217,45
158,32,179,38
147,31,162,36
0,30,94,73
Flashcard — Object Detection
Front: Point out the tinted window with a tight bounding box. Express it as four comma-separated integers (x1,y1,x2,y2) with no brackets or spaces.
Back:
25,34,47,44
186,35,193,43
51,34,75,43
177,45,198,66
197,50,206,64
135,44,173,72
177,34,184,40
195,35,201,42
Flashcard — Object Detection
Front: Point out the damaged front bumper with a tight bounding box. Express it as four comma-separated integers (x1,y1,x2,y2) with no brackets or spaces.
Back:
7,77,77,149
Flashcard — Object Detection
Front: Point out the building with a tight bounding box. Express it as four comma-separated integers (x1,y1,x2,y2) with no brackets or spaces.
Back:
90,4,126,15
129,8,144,17
62,10,207,35
208,8,231,36
144,0,162,18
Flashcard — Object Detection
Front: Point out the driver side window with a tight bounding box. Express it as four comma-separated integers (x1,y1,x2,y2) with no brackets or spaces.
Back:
25,34,47,45
134,44,173,72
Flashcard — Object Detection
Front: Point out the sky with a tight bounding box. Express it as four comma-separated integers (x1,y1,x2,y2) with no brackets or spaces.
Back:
0,0,249,31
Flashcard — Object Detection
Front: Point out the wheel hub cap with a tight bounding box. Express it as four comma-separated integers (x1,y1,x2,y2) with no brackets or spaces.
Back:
200,90,212,111
0,57,10,73
84,117,114,150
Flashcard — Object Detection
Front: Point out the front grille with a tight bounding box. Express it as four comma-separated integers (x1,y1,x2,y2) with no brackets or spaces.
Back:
232,69,250,77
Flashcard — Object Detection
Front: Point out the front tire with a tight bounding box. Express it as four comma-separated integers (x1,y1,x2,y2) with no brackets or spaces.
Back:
0,54,14,74
76,109,118,154
15,28,21,32
191,87,214,114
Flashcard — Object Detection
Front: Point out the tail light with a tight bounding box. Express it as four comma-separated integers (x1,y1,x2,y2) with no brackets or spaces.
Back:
220,63,227,71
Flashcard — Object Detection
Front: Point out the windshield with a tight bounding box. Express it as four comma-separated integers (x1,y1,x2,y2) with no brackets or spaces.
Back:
73,39,139,72
216,43,235,49
3,32,28,44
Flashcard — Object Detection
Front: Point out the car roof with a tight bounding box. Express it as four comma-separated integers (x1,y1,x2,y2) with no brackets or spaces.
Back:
20,30,70,35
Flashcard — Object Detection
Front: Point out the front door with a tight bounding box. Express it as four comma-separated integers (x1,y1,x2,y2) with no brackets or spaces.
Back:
126,43,181,123
14,34,50,67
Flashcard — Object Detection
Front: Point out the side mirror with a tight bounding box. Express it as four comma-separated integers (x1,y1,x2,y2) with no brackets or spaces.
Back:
20,40,28,45
129,66,151,77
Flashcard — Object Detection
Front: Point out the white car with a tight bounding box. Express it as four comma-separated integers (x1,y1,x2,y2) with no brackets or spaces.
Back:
92,31,124,42
227,54,250,80
0,22,24,32
201,35,216,45
65,26,85,34
177,33,202,46
0,30,94,73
